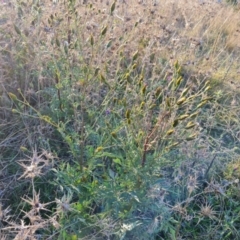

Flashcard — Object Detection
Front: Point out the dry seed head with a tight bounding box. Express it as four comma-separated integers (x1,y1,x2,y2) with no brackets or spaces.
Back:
20,146,28,152
132,50,139,62
166,129,174,135
100,74,106,83
177,114,189,120
141,84,147,94
90,34,94,46
7,219,38,240
180,87,189,98
110,0,116,15
132,63,137,70
187,175,198,195
185,121,196,129
22,210,43,225
155,87,162,98
173,119,179,127
50,215,61,229
140,101,145,109
56,193,73,214
204,181,227,197
125,109,131,119
173,203,187,216
8,92,18,101
202,97,213,101
175,76,183,88
21,188,52,216
167,79,174,90
41,149,57,162
18,149,50,179
12,109,19,114
149,104,156,110
95,146,103,153
189,111,199,118
204,86,211,92
138,75,144,85
18,162,42,179
111,132,117,138
125,73,130,82
166,97,171,107
186,133,198,141
196,100,208,109
101,26,108,36
174,60,179,69
167,142,180,150
200,203,217,219
203,80,210,88
177,97,186,105
177,67,182,75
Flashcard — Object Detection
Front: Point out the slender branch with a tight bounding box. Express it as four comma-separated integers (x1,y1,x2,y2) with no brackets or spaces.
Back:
204,154,217,180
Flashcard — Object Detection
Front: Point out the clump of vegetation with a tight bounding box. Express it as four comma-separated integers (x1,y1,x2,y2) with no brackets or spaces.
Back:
0,0,240,239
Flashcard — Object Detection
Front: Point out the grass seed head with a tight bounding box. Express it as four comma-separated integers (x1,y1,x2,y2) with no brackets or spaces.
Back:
177,97,187,105
101,26,108,36
185,121,196,129
177,114,189,120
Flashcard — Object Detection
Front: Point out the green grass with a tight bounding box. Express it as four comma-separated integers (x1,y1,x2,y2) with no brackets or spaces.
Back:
0,0,240,239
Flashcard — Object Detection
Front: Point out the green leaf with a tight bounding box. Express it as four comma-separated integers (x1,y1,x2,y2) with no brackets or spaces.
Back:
97,151,123,160
113,158,122,165
14,24,21,35
108,168,117,179
169,226,176,240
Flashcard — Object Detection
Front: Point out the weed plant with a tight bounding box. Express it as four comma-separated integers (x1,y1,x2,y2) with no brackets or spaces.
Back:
0,0,240,239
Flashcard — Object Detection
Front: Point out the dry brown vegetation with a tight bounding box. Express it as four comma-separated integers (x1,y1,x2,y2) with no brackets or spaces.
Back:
1,0,240,239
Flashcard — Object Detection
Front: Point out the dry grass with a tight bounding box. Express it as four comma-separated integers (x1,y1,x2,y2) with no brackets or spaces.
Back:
1,0,240,239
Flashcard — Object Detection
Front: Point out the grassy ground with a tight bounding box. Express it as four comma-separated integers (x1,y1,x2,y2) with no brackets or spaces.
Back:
1,0,240,239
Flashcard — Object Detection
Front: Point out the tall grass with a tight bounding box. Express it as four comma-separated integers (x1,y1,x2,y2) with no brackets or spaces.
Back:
0,0,240,239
